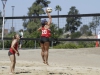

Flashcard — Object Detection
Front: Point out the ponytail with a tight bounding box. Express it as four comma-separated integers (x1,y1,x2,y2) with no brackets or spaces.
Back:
13,34,16,39
42,24,45,27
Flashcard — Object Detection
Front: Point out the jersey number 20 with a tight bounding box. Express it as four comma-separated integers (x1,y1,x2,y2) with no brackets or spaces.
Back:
42,30,47,34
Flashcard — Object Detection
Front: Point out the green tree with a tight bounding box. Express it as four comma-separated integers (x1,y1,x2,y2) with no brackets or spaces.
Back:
27,19,41,33
89,22,94,35
70,31,81,39
80,25,88,34
28,0,50,16
80,25,92,36
90,16,100,35
55,5,62,30
23,0,51,33
58,28,63,35
65,6,82,33
50,23,59,38
22,16,28,29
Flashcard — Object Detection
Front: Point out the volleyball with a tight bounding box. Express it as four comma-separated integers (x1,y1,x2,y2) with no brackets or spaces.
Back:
46,7,52,13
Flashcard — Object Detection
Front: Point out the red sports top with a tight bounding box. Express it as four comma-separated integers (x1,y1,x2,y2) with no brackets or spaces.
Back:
41,27,51,37
9,42,18,54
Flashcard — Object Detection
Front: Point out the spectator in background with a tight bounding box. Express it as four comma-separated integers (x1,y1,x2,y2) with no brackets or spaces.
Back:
98,30,100,46
19,29,24,48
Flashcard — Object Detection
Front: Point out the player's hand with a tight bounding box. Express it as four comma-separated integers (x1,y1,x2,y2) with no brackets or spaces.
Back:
46,9,48,13
17,52,20,56
16,51,20,56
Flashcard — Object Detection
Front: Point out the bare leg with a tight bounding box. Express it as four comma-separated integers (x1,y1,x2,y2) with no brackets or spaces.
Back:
19,44,22,48
9,54,16,74
40,43,45,63
44,42,49,65
19,40,22,48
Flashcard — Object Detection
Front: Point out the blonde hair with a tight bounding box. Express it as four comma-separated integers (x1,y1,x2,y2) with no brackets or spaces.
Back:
13,34,19,39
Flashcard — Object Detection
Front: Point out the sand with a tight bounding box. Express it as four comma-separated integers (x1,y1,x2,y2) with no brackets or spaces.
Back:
0,47,100,75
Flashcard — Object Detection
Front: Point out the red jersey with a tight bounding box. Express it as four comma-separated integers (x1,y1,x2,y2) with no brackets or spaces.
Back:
9,42,18,54
41,27,51,37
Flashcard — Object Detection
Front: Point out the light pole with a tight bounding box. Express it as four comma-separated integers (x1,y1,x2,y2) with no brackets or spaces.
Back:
0,10,1,15
1,0,7,50
11,6,15,32
0,10,2,31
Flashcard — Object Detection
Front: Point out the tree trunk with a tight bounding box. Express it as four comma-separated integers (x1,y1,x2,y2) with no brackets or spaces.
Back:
58,10,59,30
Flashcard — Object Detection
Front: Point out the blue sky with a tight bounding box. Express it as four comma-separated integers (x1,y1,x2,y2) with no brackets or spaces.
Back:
0,0,100,32
0,0,100,16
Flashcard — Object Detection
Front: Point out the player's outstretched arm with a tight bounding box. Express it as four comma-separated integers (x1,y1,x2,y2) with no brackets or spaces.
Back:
37,27,42,31
46,10,52,26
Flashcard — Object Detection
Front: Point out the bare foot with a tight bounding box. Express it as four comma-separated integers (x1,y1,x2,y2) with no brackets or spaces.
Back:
43,61,45,64
9,72,13,75
45,62,49,65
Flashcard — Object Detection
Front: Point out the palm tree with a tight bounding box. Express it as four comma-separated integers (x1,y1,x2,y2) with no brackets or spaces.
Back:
55,5,62,30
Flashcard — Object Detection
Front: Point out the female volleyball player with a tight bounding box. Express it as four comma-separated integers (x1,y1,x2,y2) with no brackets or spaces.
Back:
8,34,20,74
38,9,52,65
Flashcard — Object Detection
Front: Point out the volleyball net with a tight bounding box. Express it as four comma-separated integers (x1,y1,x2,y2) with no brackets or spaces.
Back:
0,13,100,49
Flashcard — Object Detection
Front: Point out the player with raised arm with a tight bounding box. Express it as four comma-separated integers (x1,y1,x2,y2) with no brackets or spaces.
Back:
38,8,52,65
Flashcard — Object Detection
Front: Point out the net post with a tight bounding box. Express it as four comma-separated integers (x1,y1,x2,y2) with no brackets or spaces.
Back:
1,0,7,50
